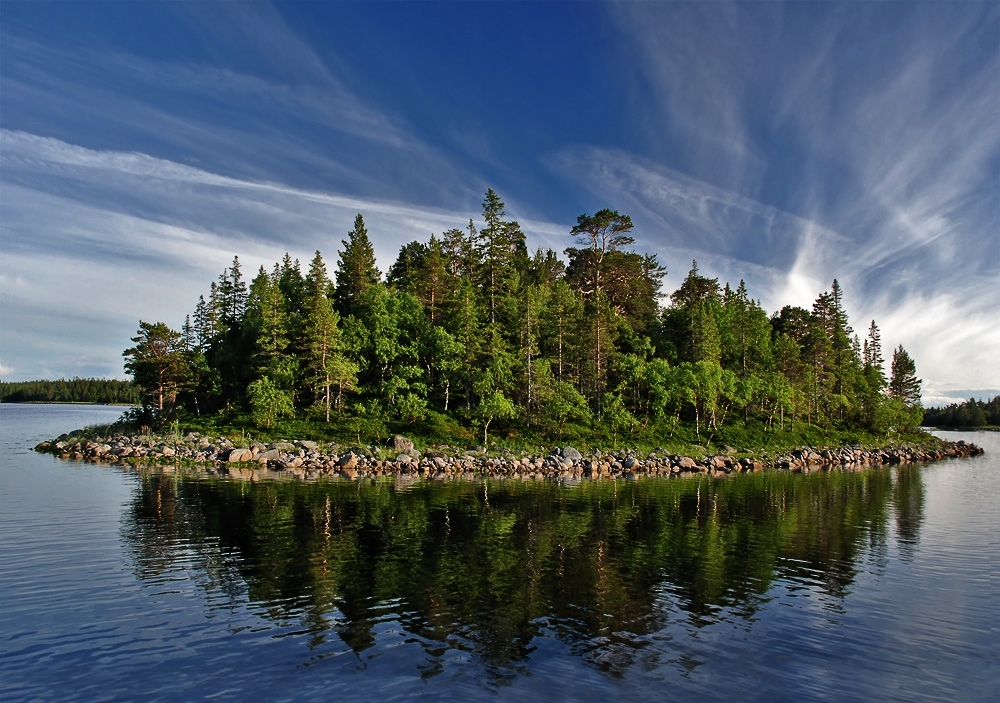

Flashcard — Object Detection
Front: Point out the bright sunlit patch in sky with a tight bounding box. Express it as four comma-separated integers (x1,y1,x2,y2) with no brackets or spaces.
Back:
0,2,996,404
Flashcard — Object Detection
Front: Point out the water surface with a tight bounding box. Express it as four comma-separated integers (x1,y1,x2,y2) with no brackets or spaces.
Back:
1,404,996,701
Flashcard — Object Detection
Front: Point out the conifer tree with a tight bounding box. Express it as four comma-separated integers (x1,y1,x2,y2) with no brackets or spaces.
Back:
123,321,190,416
889,345,921,407
334,214,380,318
303,251,350,421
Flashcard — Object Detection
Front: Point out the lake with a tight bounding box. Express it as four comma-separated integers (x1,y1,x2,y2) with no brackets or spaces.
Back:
1,403,996,702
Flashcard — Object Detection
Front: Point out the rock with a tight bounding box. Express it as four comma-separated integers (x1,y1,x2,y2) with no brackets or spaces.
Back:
677,456,697,469
296,440,319,451
256,448,281,463
228,448,252,463
339,452,358,470
160,446,176,457
391,435,415,454
396,453,413,464
270,442,295,452
622,456,639,470
562,446,583,462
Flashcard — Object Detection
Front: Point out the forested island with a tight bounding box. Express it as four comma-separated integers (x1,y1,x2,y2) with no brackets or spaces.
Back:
113,189,927,453
923,396,1000,430
0,378,138,405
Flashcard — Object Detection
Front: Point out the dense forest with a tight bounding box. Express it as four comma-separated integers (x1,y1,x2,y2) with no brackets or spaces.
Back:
122,189,923,447
0,378,138,404
922,396,1000,428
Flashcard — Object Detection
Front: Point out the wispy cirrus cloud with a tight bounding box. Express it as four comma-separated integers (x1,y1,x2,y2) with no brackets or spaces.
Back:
564,2,1000,404
0,130,565,380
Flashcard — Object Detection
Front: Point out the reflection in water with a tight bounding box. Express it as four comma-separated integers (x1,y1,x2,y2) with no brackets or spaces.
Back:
122,468,924,679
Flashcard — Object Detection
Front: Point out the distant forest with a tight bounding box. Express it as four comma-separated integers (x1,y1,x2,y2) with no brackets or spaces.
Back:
121,189,924,445
923,397,999,428
0,378,138,405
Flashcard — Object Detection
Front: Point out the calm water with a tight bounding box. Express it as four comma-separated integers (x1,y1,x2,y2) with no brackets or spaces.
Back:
1,404,997,702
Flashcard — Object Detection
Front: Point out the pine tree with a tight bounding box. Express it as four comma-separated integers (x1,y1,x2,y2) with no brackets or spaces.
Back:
303,251,350,421
889,345,921,407
334,213,380,318
123,321,190,416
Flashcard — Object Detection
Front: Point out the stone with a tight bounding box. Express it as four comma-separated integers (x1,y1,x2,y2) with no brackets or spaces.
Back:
622,456,639,470
296,440,319,451
160,446,176,457
677,456,697,469
227,448,252,463
392,435,415,454
339,452,358,470
256,448,281,463
562,446,583,462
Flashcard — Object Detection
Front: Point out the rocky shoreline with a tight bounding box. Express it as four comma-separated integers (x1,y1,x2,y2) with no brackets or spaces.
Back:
32,431,984,483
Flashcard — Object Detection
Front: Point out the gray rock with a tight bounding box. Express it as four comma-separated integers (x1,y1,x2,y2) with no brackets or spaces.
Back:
392,435,415,454
561,446,583,462
256,448,281,463
296,440,319,451
622,456,639,470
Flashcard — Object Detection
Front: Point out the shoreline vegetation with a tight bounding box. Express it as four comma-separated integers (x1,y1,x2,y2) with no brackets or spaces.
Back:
114,191,930,454
0,378,137,405
25,190,976,461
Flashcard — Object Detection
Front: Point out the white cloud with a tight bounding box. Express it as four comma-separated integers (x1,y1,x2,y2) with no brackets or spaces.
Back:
0,130,567,381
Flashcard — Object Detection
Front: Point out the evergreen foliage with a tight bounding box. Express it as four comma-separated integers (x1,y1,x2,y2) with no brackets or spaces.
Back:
121,190,927,445
923,396,1000,428
0,378,139,404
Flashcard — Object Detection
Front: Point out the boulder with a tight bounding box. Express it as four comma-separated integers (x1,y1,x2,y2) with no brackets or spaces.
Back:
392,435,415,454
677,456,697,469
561,446,583,462
296,440,319,451
256,448,281,463
339,452,358,470
228,448,252,463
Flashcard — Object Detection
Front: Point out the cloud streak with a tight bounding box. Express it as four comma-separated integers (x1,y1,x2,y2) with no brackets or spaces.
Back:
0,130,566,381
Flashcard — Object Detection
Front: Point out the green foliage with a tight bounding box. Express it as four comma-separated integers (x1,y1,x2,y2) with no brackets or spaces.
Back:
125,191,927,450
248,376,294,428
0,378,138,404
923,395,999,428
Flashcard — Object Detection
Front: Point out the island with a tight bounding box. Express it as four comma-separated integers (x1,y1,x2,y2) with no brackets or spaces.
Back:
31,190,985,473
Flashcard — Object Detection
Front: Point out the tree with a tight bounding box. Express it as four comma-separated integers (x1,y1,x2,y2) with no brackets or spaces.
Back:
567,209,634,299
889,345,921,408
476,189,526,328
303,251,349,422
334,214,381,318
123,321,190,417
248,376,294,429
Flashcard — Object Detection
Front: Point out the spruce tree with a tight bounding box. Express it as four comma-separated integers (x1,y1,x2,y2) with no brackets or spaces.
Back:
889,345,921,407
334,213,380,318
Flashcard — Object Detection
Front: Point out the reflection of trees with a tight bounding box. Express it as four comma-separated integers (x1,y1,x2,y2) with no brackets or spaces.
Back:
122,467,917,675
892,466,924,558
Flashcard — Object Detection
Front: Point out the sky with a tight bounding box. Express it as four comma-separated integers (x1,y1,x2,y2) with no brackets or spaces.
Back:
0,2,997,406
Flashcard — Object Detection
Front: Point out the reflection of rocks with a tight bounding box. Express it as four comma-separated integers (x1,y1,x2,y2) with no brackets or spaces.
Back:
33,432,984,483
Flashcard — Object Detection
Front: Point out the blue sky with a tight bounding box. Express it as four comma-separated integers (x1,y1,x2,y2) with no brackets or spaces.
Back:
1,2,997,405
